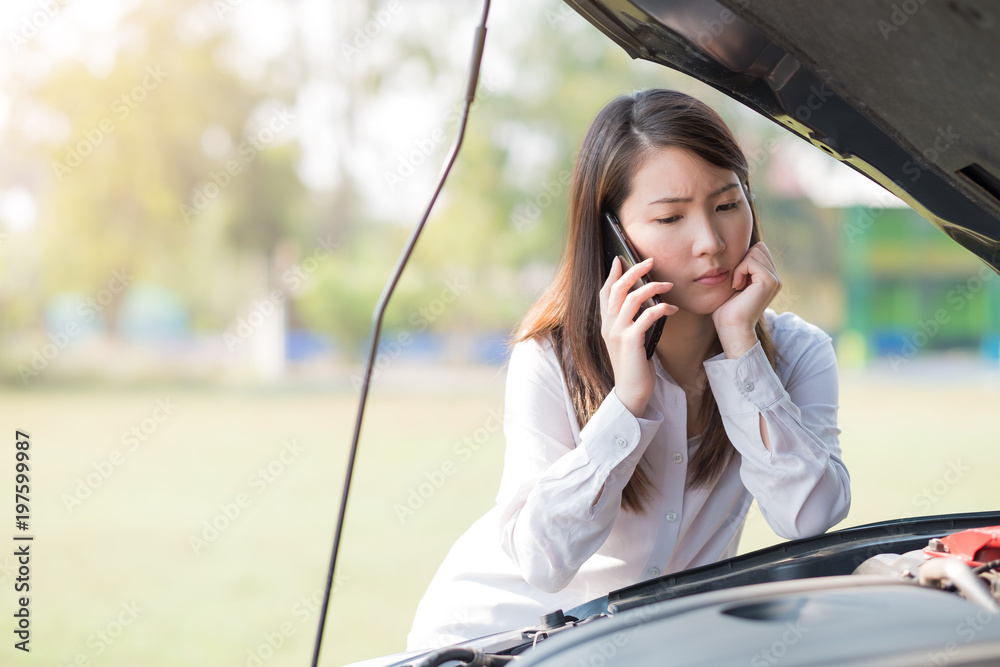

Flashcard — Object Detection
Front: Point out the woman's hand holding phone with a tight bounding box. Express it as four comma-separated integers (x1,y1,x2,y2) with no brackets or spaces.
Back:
711,241,782,359
599,256,677,417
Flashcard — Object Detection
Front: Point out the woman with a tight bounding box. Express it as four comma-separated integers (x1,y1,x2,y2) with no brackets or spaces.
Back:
406,89,850,650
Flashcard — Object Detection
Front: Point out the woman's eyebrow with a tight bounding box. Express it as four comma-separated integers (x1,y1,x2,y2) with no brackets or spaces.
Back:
647,182,740,206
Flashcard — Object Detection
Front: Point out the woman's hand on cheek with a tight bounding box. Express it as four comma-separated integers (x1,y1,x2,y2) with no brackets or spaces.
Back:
600,256,677,417
711,242,782,359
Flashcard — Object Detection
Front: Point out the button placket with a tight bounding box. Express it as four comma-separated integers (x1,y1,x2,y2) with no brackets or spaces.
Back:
645,412,684,585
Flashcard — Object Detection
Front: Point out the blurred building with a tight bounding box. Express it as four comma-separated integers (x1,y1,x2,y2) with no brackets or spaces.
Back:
840,205,1000,362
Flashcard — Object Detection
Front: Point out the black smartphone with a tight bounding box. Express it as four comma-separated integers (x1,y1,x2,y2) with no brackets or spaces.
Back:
601,212,666,359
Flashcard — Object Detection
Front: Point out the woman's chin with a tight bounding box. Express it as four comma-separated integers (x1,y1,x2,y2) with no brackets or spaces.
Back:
671,292,734,317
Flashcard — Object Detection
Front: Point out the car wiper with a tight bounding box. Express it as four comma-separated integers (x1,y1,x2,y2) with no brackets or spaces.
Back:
309,2,492,666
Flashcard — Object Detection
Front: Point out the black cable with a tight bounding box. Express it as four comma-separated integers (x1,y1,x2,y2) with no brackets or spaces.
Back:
972,558,1000,574
309,2,491,665
412,647,516,667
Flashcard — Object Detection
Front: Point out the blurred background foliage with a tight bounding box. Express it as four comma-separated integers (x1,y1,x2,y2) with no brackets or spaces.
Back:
4,0,999,389
0,0,854,385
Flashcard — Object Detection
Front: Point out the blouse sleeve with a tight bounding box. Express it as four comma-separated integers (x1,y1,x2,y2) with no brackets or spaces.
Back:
494,338,663,594
703,328,850,540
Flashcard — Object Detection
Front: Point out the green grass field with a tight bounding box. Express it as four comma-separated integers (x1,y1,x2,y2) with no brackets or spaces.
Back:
0,359,997,666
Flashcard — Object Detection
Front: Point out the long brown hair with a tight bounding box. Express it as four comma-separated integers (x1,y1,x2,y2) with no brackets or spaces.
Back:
513,89,779,513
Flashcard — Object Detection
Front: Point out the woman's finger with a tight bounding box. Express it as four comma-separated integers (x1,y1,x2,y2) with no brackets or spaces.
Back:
752,242,777,269
619,280,673,320
732,256,753,290
607,257,654,312
634,301,676,330
600,255,622,311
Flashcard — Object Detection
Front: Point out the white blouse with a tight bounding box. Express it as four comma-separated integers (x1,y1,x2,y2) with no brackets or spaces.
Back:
406,309,850,651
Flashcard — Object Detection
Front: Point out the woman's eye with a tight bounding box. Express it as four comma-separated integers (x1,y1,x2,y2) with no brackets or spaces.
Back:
717,202,740,212
655,216,680,224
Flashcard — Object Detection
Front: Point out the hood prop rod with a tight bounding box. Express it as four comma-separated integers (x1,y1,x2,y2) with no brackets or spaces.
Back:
310,2,491,665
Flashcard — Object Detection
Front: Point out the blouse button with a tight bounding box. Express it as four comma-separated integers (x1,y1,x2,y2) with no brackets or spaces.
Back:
672,452,683,464
648,567,660,577
743,380,755,392
615,437,628,449
665,511,677,522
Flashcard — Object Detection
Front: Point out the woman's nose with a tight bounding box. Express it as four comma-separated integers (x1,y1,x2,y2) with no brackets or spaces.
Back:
691,214,726,256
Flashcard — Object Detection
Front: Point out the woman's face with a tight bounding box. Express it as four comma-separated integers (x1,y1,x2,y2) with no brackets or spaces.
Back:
617,146,754,316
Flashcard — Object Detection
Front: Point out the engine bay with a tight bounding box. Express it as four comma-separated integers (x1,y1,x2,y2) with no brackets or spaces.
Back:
854,525,1000,611
399,518,1000,667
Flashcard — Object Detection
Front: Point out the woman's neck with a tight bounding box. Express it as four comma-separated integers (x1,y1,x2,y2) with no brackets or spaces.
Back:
653,310,718,386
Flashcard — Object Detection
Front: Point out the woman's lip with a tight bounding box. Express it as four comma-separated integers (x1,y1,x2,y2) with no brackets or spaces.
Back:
695,269,729,285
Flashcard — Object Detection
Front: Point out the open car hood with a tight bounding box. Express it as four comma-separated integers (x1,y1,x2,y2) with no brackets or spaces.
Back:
563,0,1000,269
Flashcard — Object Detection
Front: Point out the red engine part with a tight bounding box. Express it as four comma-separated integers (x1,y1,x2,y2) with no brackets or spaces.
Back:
924,526,1000,566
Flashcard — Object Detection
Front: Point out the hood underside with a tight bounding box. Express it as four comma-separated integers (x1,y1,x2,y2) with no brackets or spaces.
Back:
564,0,1000,268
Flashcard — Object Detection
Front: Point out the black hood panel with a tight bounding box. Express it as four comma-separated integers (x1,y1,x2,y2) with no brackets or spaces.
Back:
564,0,1000,268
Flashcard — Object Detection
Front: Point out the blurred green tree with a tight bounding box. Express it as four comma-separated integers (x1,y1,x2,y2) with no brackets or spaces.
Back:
16,0,307,337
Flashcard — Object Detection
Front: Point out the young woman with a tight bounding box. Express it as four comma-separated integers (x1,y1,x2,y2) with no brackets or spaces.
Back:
406,89,850,650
